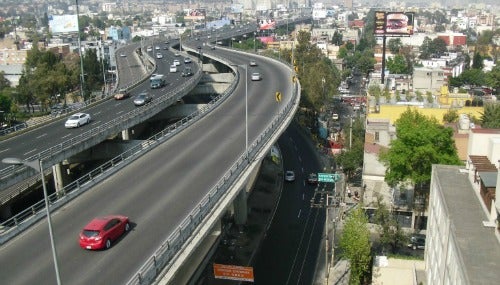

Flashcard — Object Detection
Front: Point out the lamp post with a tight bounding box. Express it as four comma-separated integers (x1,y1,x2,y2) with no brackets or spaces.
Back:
2,158,62,285
231,64,248,158
253,32,256,52
76,0,85,99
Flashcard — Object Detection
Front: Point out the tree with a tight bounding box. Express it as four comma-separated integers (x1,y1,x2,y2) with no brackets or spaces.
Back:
373,196,407,254
387,38,402,54
472,52,483,70
386,54,409,74
379,109,462,229
340,207,371,285
332,31,343,46
485,65,500,95
443,109,459,123
479,103,500,128
379,108,462,188
336,117,364,180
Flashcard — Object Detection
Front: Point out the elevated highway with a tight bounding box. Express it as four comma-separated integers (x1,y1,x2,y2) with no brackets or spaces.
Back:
0,16,309,284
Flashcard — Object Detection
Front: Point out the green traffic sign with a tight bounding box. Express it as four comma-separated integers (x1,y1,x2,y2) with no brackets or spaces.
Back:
318,173,341,183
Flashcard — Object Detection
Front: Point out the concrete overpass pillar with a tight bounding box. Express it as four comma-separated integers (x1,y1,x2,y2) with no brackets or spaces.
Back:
121,129,130,140
233,188,248,226
52,163,64,192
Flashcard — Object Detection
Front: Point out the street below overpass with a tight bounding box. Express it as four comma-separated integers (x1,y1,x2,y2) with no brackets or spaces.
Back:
253,122,325,284
198,121,327,285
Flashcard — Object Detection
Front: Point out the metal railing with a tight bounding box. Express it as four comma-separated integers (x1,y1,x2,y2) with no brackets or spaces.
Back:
0,57,235,242
0,66,201,201
125,76,300,285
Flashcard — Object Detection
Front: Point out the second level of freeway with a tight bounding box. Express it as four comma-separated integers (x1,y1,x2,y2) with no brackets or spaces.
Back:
0,44,300,285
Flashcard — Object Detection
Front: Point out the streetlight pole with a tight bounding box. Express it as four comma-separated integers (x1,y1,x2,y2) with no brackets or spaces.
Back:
231,64,248,157
76,0,85,99
2,158,62,285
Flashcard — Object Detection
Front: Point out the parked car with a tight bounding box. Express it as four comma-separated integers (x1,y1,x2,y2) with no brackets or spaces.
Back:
79,215,130,250
65,113,91,128
251,72,261,81
285,170,295,182
114,88,130,100
307,173,318,185
133,92,152,106
408,235,426,250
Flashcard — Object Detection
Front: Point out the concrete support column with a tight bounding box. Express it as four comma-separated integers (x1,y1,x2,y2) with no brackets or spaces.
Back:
52,163,64,192
121,129,130,140
233,188,248,226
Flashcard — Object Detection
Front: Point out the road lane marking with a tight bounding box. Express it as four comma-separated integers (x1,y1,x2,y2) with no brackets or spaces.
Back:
297,209,302,218
93,111,101,116
23,149,37,156
0,148,10,154
61,134,72,139
36,133,47,139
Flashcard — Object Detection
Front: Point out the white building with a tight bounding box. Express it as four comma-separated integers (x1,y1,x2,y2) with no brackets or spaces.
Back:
427,164,500,285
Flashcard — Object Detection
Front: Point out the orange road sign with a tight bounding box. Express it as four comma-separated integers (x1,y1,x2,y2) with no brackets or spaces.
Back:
213,263,254,282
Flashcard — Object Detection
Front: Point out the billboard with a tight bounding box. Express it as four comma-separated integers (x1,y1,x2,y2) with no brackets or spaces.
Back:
184,9,206,21
213,264,254,282
258,19,276,30
49,15,78,34
374,11,414,36
312,9,327,20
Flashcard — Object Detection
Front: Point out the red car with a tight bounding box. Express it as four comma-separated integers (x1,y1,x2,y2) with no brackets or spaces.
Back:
79,215,130,250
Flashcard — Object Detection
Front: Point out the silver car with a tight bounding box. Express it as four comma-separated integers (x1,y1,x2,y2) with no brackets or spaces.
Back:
133,92,152,106
65,113,91,128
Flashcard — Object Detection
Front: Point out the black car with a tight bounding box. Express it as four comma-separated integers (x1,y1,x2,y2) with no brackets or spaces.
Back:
307,173,318,185
408,235,426,250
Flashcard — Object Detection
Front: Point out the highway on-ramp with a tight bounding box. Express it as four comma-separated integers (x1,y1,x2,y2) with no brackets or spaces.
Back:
0,48,295,284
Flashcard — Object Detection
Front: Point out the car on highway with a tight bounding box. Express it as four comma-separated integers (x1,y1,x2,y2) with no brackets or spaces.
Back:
251,72,261,81
155,46,160,50
181,67,193,77
307,173,318,185
146,46,153,52
249,60,257,66
133,92,152,106
174,53,181,57
79,215,130,250
184,57,192,64
173,59,181,66
170,65,177,73
285,170,295,182
119,53,127,57
156,53,163,59
65,112,91,128
114,88,130,100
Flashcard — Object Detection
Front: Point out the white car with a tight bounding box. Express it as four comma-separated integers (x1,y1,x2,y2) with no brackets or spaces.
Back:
249,60,257,66
285,171,295,182
65,113,91,128
184,57,192,64
156,53,163,59
155,46,160,50
251,72,261,81
146,46,153,52
173,59,181,66
170,65,177,73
